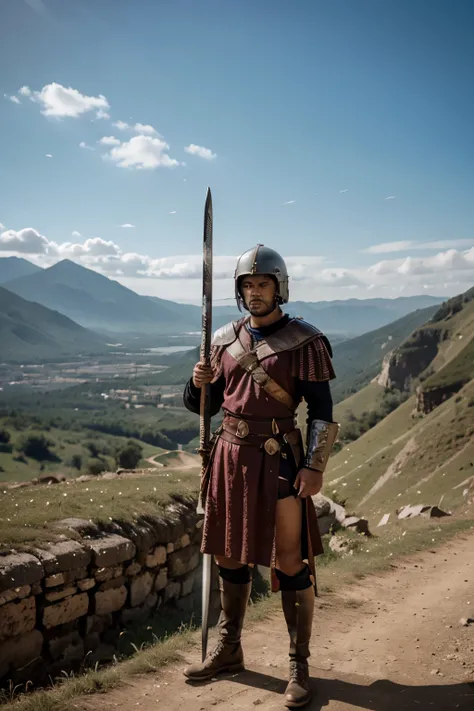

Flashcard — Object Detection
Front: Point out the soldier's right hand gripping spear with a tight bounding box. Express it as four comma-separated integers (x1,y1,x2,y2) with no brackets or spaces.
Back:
197,187,213,661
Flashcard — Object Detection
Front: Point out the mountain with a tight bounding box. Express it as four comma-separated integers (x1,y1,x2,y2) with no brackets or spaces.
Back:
285,296,444,336
332,284,474,433
329,303,441,403
323,287,474,524
4,260,199,336
0,257,42,284
149,296,445,336
1,255,445,338
0,286,107,362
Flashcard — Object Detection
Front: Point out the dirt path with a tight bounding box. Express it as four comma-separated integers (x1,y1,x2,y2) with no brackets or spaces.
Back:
79,531,474,711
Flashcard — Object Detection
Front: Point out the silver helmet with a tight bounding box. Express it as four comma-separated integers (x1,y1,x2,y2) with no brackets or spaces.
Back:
234,244,289,311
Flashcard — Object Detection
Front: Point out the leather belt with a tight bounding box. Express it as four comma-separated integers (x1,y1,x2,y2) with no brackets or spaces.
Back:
221,414,296,455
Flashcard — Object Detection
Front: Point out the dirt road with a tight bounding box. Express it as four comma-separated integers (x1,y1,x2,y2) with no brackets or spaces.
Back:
80,531,474,711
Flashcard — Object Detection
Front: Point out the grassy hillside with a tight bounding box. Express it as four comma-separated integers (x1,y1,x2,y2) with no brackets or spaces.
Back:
0,285,108,362
0,421,166,483
325,379,474,522
330,303,439,402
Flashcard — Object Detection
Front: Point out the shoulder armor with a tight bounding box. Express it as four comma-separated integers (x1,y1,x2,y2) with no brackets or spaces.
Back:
262,317,332,357
289,317,323,340
211,319,245,347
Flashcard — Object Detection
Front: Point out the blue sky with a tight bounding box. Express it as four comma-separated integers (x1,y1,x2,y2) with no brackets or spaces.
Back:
1,0,473,303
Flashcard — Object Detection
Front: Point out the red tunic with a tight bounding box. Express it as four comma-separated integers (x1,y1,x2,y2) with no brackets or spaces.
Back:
199,317,335,590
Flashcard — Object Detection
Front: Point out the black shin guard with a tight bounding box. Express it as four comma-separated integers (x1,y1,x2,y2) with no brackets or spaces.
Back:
218,564,252,585
275,564,312,591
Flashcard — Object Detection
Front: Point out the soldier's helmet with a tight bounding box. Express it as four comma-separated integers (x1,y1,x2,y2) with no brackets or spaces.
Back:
234,244,289,311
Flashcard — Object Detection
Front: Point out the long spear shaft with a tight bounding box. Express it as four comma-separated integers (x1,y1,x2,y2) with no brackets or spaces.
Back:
198,187,213,661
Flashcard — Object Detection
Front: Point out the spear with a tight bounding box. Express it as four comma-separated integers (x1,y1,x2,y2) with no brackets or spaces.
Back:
197,187,213,661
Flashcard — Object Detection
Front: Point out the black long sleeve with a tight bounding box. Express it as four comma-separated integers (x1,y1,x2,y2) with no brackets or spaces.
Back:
183,375,226,417
295,379,334,425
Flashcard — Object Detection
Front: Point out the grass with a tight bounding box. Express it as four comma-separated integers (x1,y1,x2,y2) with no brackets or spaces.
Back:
0,470,200,550
325,380,474,524
0,422,166,484
422,335,474,392
1,514,473,711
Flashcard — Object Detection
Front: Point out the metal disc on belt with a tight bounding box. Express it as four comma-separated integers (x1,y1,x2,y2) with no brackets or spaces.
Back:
264,438,280,455
236,420,249,438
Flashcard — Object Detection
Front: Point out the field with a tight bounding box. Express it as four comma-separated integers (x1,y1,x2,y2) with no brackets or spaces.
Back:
0,469,200,550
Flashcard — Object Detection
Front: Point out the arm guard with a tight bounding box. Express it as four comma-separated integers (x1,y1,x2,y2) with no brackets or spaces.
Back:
303,419,340,473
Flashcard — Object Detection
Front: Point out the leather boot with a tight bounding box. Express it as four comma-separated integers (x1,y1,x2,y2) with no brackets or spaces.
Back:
281,585,314,708
183,577,252,681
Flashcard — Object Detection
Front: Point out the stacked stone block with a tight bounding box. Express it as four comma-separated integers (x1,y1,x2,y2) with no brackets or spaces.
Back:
0,499,208,686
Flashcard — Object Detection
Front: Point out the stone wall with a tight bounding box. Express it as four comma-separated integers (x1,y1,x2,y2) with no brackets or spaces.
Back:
0,498,216,687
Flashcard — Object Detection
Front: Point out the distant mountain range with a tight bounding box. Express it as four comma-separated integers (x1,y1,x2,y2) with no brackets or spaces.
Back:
150,301,443,402
1,257,445,340
4,259,198,337
0,257,42,284
0,285,107,362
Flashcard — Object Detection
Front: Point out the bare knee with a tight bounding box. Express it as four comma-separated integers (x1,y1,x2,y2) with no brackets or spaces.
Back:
214,556,245,569
276,548,304,577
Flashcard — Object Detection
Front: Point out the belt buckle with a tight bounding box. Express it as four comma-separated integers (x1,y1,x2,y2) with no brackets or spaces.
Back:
236,420,249,438
264,438,280,455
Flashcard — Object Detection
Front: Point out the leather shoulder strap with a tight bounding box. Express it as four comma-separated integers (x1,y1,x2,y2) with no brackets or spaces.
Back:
226,336,295,411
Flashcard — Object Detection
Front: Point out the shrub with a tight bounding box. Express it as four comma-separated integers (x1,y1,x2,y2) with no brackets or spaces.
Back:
87,458,108,475
115,440,143,470
18,434,60,462
0,428,11,444
0,443,13,453
70,454,82,470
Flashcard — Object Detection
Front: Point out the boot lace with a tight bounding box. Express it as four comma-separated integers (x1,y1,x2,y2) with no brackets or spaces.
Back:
289,660,309,689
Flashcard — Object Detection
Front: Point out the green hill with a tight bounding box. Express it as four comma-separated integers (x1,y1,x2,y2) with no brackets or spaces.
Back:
0,286,108,362
325,285,474,519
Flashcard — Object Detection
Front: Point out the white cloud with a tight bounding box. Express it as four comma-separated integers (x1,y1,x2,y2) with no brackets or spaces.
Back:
4,94,21,104
282,200,296,206
113,120,129,131
79,141,95,151
19,86,32,97
96,109,110,120
384,195,396,200
339,189,348,193
0,227,53,254
104,135,180,170
363,239,474,254
134,123,157,135
184,144,217,160
58,237,120,258
169,211,177,215
0,223,5,230
99,136,121,146
121,223,135,228
33,82,109,118
45,154,52,158
3,225,473,303
363,241,414,254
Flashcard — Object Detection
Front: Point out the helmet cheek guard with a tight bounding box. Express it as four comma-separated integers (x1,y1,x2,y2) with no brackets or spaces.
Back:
234,244,289,312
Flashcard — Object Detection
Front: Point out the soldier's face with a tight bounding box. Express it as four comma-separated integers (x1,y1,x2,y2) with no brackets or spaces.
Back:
240,274,278,316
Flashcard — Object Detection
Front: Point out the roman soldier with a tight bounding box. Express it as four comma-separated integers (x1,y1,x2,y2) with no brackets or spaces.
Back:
182,245,339,708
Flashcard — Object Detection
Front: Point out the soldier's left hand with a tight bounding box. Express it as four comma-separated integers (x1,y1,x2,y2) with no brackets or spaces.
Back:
294,467,323,498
